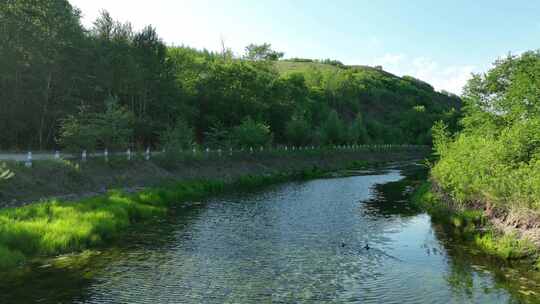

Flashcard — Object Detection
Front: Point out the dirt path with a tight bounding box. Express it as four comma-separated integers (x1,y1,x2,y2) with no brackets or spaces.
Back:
0,149,429,209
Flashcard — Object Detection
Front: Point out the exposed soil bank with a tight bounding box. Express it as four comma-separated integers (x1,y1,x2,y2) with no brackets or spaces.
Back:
0,149,428,209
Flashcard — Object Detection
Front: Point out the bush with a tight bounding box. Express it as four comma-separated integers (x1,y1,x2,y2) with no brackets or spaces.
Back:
58,96,134,152
365,119,387,144
432,51,540,211
203,122,232,149
319,110,346,145
285,117,311,146
230,117,273,148
160,120,195,152
347,112,369,144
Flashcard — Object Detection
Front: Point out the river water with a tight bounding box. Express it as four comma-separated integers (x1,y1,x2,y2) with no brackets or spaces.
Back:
2,164,540,303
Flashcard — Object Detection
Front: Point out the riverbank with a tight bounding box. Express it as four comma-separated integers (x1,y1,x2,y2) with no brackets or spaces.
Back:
0,148,428,270
0,148,427,208
0,169,323,270
411,180,540,268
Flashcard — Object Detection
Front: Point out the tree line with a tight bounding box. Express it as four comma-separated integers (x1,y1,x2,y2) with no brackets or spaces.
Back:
0,0,461,152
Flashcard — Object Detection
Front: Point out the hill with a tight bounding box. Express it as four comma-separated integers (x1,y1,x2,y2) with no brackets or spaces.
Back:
0,1,461,151
274,59,461,144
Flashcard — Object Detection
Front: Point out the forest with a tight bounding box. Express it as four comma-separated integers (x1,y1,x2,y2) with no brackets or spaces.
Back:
0,0,460,152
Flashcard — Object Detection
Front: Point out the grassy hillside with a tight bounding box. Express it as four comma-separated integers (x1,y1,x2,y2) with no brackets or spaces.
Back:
275,61,342,74
275,59,462,144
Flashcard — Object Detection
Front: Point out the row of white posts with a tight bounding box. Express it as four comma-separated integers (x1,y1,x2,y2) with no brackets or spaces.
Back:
23,144,425,167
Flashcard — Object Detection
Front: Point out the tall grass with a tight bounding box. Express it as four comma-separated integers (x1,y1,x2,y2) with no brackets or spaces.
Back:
0,168,327,270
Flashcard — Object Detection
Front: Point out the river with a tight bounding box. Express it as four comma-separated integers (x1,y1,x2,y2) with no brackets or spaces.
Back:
1,163,539,303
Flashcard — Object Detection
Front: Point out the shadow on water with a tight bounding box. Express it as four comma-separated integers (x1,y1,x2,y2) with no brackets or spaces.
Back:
2,162,540,303
430,220,540,303
347,162,540,303
362,163,427,218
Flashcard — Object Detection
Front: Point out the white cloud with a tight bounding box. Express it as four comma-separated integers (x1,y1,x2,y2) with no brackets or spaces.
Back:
371,54,477,95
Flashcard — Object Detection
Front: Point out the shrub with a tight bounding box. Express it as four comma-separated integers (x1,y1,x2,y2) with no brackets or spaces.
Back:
285,117,311,146
230,117,273,148
58,96,134,152
431,52,540,211
160,120,195,152
319,110,346,145
203,122,232,149
347,112,369,144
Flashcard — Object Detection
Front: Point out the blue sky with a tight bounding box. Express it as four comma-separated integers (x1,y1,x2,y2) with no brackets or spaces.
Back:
70,0,540,94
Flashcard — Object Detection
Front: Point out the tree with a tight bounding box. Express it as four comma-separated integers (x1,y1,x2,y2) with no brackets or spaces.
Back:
58,96,134,151
0,0,86,149
94,96,135,150
203,122,232,149
230,117,272,148
244,43,284,61
160,120,195,151
0,1,460,151
320,110,347,145
285,117,311,146
348,112,369,144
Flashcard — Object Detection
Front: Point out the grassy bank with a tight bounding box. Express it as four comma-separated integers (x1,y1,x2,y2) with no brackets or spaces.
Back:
411,182,538,263
0,166,333,270
0,148,428,208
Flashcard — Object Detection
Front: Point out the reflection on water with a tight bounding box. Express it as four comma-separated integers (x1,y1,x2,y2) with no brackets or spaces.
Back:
1,164,540,303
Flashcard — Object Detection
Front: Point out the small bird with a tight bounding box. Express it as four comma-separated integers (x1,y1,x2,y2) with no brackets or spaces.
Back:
341,241,346,248
364,243,370,250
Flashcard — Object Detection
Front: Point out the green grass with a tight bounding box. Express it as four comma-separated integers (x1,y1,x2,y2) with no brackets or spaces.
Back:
275,61,341,75
346,160,370,170
0,245,25,269
0,168,329,270
474,232,536,260
411,181,537,261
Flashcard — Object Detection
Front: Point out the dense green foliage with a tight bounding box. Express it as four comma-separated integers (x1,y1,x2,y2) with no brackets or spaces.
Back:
432,51,540,211
0,0,459,151
58,96,134,151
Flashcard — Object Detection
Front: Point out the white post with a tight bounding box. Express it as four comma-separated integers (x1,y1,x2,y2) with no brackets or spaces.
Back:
229,147,233,156
25,151,32,168
250,147,253,154
82,150,87,162
54,150,60,160
192,147,196,155
104,148,109,162
285,146,288,151
127,148,131,161
218,148,222,157
260,146,263,152
145,147,150,160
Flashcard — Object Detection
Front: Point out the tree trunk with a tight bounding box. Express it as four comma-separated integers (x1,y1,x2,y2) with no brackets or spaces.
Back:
39,72,53,150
